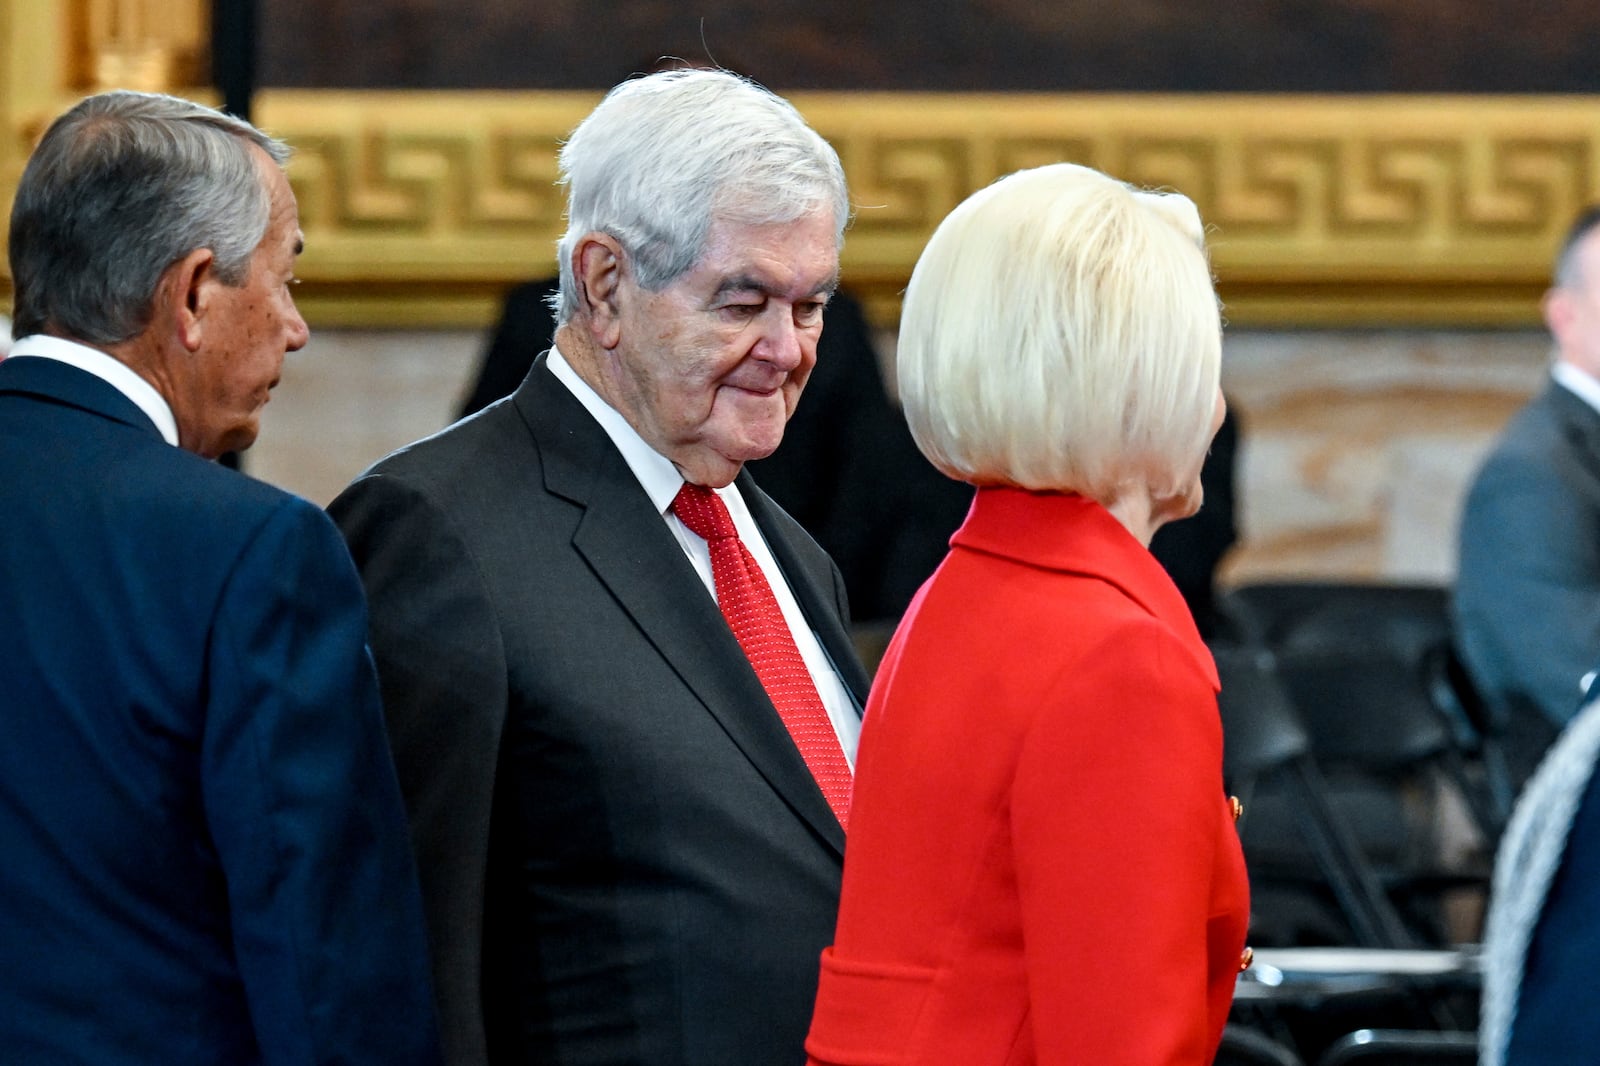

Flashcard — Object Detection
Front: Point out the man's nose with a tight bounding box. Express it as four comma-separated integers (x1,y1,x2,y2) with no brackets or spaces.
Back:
285,302,310,352
754,307,804,370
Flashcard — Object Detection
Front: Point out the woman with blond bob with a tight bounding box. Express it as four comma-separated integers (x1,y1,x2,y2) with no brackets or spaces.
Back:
805,163,1248,1066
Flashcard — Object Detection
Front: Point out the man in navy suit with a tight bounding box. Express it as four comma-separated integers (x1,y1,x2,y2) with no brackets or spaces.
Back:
331,70,870,1066
0,91,442,1064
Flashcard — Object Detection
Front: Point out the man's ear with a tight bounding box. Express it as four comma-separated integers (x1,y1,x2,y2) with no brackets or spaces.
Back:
164,248,219,353
573,233,626,350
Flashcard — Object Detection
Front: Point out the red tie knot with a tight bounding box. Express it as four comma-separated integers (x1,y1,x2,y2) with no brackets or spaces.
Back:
672,482,739,541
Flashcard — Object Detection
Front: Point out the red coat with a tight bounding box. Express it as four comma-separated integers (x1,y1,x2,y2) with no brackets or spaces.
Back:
806,487,1249,1065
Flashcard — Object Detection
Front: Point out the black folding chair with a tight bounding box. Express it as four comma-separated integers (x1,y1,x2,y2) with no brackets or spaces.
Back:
1214,643,1415,950
1219,583,1498,945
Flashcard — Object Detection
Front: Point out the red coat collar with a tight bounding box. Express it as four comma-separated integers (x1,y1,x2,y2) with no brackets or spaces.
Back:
950,486,1219,690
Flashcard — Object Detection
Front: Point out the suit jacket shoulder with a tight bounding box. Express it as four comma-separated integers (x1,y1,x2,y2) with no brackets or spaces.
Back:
0,355,441,1066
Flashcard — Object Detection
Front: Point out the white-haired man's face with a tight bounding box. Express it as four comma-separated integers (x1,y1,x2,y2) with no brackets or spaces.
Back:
604,211,838,487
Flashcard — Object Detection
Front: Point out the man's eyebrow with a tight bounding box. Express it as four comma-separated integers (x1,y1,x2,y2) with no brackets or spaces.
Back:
712,275,839,300
712,275,771,299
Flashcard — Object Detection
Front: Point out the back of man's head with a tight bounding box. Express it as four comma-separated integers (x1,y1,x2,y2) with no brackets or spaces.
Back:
551,69,848,325
8,90,287,345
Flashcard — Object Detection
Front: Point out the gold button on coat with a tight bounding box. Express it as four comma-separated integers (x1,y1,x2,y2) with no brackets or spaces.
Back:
1239,947,1254,972
1229,796,1243,822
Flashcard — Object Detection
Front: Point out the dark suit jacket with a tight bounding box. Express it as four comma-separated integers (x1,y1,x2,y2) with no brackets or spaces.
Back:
1506,737,1600,1064
0,355,441,1065
330,354,872,1066
1455,379,1600,726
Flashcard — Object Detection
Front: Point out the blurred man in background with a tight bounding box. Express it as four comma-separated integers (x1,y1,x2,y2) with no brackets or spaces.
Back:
1456,206,1600,732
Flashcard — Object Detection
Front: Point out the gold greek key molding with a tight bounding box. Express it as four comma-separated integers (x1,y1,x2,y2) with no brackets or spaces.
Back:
253,91,1595,327
1,0,1596,328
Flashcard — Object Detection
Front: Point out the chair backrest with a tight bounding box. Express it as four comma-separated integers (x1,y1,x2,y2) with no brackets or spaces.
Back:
1213,643,1313,780
1224,583,1451,661
1222,582,1457,769
1212,641,1417,949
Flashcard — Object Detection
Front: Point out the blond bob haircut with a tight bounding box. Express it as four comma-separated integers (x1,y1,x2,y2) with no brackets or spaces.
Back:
897,163,1222,505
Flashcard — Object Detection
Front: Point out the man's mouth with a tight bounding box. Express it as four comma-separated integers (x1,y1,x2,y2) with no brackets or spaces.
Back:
721,375,786,398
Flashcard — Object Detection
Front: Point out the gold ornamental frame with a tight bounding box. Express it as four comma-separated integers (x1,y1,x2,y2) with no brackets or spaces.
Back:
4,0,1597,329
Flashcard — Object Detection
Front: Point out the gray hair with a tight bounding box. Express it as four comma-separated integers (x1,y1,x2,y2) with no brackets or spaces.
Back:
8,90,289,344
551,69,849,325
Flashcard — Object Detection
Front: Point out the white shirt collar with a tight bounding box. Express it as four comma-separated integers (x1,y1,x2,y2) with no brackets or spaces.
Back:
1552,360,1600,418
7,334,180,446
546,343,695,514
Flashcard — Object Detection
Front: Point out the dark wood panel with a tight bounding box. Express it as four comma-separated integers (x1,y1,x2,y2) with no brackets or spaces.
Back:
259,0,1600,92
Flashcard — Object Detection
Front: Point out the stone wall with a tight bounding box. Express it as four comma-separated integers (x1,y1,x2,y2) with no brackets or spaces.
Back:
1221,331,1548,586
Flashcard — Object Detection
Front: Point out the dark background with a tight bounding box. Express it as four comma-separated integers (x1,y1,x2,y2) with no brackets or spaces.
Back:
260,0,1600,92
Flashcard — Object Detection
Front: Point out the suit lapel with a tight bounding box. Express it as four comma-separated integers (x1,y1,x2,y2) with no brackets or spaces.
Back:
515,356,848,855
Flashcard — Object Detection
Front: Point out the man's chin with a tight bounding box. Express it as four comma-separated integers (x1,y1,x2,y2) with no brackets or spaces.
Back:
670,437,784,488
716,413,789,459
733,433,785,465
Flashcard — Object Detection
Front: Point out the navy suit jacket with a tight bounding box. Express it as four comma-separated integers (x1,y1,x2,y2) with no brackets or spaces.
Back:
1509,755,1600,1064
0,355,442,1065
331,354,872,1066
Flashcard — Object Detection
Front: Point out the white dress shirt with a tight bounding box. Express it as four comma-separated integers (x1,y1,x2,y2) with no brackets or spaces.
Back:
7,334,179,446
1552,360,1600,417
547,345,860,766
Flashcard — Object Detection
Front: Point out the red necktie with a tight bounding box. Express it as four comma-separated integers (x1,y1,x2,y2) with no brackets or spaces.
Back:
672,483,852,829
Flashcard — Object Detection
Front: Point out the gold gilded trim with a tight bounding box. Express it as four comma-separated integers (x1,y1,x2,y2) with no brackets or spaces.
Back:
0,2,1594,329
253,90,1597,328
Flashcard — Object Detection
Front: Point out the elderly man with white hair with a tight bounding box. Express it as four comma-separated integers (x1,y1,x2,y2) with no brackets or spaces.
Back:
331,70,869,1066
